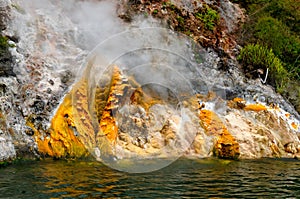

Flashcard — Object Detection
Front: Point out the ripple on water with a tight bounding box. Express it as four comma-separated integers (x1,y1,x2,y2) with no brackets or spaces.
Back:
0,158,299,198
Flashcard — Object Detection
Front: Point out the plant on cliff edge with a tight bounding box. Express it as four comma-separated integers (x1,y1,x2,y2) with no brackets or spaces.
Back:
237,0,300,80
0,35,9,51
254,16,300,79
236,0,300,113
237,43,289,93
195,5,219,31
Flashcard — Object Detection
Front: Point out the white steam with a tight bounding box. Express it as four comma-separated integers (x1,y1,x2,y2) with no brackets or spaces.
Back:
55,0,126,50
7,0,183,75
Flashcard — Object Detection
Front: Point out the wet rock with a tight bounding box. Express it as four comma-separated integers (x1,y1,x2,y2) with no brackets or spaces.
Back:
150,135,164,149
192,133,205,155
160,120,177,145
46,88,52,94
24,127,34,136
0,83,7,95
214,136,240,160
0,54,15,77
0,0,89,161
32,62,300,161
99,66,127,144
48,79,54,85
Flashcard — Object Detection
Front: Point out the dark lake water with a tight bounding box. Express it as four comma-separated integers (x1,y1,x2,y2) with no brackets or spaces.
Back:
0,158,299,198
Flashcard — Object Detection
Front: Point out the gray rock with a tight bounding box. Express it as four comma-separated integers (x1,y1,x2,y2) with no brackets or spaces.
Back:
0,136,15,161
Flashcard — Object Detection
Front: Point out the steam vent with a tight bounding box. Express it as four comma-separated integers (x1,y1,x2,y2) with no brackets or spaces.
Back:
29,27,300,168
1,0,299,172
1,0,300,197
40,65,300,160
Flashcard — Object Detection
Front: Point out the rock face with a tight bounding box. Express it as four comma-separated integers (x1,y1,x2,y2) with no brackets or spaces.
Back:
0,40,15,77
0,111,16,161
225,100,300,158
0,0,87,162
0,0,299,163
29,92,88,158
34,65,300,161
0,1,15,77
199,109,240,159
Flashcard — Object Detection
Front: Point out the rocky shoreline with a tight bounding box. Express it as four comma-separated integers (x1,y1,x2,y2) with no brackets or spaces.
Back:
0,0,299,164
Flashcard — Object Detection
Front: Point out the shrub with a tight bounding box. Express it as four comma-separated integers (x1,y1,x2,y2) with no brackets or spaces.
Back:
265,0,299,33
195,5,219,31
236,0,300,112
254,16,300,77
0,35,15,50
0,35,9,50
237,44,289,93
237,0,300,80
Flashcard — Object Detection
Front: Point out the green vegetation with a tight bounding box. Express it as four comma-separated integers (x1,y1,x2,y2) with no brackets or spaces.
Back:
0,35,15,50
195,5,219,31
238,44,289,92
163,1,176,11
254,17,300,79
0,35,9,50
0,34,15,77
236,0,300,112
176,16,185,31
162,2,219,32
237,0,300,80
0,161,10,167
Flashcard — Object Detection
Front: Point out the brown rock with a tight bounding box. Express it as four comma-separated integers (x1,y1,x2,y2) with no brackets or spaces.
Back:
284,142,298,154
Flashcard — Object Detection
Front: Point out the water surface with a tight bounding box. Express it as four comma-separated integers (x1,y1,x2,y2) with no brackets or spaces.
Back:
0,158,299,198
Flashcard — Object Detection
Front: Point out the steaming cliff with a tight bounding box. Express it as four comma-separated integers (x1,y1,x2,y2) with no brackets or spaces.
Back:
0,0,299,166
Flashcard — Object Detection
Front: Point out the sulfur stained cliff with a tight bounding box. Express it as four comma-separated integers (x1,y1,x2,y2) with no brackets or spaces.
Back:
0,0,299,163
34,65,299,160
30,93,88,158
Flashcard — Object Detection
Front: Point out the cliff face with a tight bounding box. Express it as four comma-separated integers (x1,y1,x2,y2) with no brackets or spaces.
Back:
0,0,299,164
37,65,299,161
0,1,17,162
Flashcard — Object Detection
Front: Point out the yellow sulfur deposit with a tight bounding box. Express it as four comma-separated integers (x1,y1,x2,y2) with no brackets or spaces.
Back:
29,65,298,160
32,93,88,158
199,109,240,159
31,66,136,158
244,103,267,112
228,97,267,112
227,97,246,109
97,66,128,144
291,122,298,130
